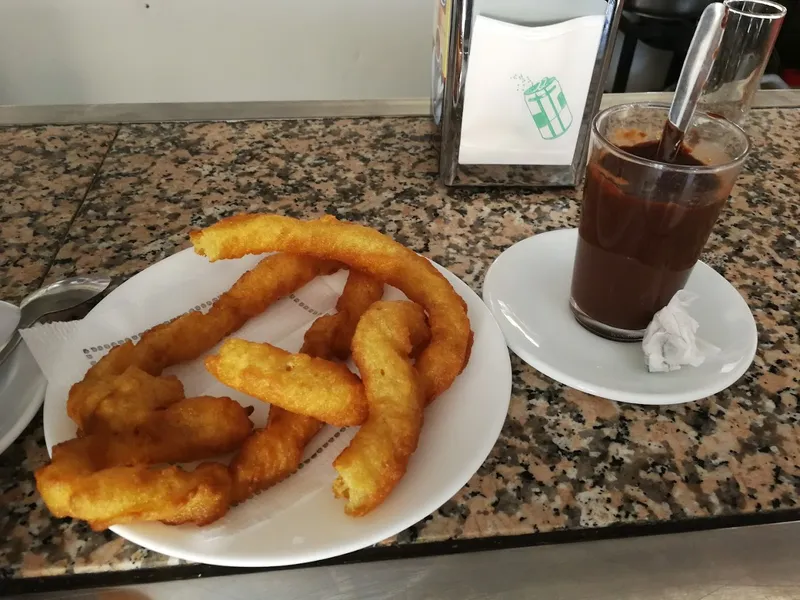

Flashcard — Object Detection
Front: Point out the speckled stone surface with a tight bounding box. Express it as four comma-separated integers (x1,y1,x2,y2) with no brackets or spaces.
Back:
1,110,798,582
0,126,117,304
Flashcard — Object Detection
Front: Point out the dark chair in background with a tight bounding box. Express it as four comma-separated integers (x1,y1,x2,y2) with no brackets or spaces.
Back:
612,0,795,92
612,0,715,93
774,0,799,83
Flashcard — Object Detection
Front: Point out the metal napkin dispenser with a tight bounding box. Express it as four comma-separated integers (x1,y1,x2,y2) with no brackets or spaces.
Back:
433,0,624,187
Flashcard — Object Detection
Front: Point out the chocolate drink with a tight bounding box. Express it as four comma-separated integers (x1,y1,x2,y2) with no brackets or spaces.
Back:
570,138,725,333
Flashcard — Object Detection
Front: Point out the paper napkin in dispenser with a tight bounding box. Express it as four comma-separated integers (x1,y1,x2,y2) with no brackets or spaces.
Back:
458,14,605,166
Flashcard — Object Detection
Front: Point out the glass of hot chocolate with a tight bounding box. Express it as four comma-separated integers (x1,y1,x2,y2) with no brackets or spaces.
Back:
569,102,751,342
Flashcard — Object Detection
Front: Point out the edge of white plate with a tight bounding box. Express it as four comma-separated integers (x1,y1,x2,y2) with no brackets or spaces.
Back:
0,300,19,346
0,301,47,456
482,228,758,406
0,375,46,456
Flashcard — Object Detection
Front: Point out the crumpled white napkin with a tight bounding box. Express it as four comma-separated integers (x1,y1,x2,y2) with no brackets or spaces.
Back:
642,290,720,373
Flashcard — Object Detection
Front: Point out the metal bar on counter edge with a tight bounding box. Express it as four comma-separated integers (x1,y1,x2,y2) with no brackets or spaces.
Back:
5,520,800,600
0,90,797,126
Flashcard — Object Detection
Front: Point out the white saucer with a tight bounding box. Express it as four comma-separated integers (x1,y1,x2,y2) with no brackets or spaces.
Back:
482,228,758,405
0,301,47,455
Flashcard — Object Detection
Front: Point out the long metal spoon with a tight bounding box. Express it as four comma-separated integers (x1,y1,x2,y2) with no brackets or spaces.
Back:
656,2,728,163
0,276,111,366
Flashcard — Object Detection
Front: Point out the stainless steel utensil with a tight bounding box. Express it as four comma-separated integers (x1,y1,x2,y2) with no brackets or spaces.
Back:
656,2,728,162
0,276,111,366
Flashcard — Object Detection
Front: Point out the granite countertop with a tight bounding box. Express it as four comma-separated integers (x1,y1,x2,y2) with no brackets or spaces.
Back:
0,109,798,590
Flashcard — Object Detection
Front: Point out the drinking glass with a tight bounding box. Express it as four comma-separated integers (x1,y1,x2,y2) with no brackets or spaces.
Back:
698,0,787,125
569,103,751,341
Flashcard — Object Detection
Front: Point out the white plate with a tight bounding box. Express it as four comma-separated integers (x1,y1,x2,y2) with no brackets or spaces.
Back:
43,248,512,567
0,301,47,456
482,228,757,405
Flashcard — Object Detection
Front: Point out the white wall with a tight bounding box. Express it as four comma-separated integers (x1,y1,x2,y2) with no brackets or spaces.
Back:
0,0,434,105
0,0,668,107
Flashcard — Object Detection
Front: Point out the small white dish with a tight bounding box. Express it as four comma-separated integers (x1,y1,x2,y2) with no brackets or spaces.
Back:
0,300,47,455
482,228,758,405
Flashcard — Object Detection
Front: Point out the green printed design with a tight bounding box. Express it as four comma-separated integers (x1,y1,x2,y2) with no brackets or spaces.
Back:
518,76,573,140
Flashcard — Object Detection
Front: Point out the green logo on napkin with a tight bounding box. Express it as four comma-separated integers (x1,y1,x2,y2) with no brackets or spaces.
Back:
512,75,573,140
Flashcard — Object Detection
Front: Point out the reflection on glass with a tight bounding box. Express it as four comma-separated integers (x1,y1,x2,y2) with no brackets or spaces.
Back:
699,0,787,125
